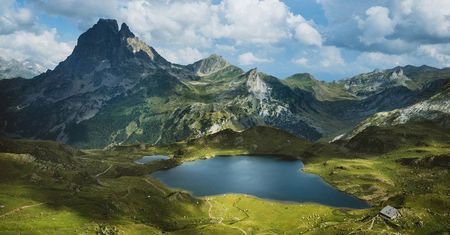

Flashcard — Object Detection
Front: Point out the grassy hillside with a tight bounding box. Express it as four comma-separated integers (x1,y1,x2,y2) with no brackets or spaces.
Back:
345,121,450,154
283,73,356,101
0,125,449,234
111,126,350,162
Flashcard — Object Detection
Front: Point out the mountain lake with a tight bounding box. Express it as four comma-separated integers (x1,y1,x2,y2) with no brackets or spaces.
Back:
135,155,169,164
151,155,369,209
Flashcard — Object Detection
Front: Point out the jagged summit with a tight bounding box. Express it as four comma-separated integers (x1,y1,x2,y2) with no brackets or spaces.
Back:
56,18,168,74
245,68,258,76
77,19,120,45
119,22,135,38
1,18,448,149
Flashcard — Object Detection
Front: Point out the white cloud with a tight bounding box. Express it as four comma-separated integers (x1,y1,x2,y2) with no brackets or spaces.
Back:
220,0,291,44
118,0,323,47
319,46,345,67
294,22,323,46
215,44,237,54
418,44,450,67
288,14,322,46
0,29,74,69
8,0,325,74
158,47,205,65
357,52,405,67
238,52,272,65
34,0,120,29
356,6,396,45
121,0,216,48
0,0,34,34
393,0,450,41
293,57,308,66
5,0,450,79
290,46,345,73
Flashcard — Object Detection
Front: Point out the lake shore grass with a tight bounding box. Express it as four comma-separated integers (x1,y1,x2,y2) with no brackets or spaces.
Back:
0,135,449,234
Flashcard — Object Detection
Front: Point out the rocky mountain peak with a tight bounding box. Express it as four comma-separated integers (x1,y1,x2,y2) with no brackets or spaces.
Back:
245,68,271,100
119,22,135,39
188,54,230,76
55,18,169,75
389,68,407,80
246,68,258,78
78,19,120,44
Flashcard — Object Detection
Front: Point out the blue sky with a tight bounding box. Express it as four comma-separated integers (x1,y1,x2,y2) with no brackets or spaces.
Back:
1,0,450,80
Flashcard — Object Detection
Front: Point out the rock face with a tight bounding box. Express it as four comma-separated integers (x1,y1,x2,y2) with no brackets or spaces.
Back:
338,80,450,141
0,57,44,79
0,19,449,148
338,65,446,98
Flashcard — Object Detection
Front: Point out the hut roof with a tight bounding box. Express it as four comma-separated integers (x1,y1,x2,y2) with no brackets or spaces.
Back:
380,205,400,219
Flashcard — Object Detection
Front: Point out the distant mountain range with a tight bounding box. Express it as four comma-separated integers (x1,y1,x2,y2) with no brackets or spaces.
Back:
0,57,45,79
0,19,448,148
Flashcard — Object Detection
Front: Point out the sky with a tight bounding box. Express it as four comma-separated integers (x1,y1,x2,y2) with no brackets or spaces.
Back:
1,0,450,80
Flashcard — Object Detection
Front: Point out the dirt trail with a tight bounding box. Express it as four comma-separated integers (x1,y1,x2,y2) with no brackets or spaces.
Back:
144,178,167,195
0,203,46,218
206,197,248,235
95,164,113,177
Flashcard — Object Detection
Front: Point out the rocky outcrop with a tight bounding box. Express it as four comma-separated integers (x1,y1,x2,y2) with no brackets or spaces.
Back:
339,66,447,98
337,81,450,141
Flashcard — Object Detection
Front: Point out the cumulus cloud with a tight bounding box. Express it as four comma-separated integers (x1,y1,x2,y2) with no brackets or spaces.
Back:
3,0,325,73
0,29,74,69
0,0,73,69
120,0,216,48
158,47,205,65
238,52,272,65
0,0,35,34
319,46,345,67
292,46,344,70
318,0,450,53
356,6,396,45
418,44,450,67
115,0,324,65
355,52,406,68
3,0,450,79
293,57,308,66
118,0,323,47
33,0,120,29
288,14,322,46
393,0,450,42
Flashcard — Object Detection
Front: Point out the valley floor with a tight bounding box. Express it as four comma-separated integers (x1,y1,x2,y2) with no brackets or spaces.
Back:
0,141,449,234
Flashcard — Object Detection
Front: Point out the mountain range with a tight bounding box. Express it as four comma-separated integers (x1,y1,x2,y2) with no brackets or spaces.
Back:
0,56,45,79
0,19,448,148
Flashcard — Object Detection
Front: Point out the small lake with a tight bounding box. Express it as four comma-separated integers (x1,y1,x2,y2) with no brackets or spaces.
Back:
135,155,169,164
151,155,369,209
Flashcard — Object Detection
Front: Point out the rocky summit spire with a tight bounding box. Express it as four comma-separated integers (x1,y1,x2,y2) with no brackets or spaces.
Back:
60,19,122,72
55,19,170,74
119,22,135,39
78,19,120,45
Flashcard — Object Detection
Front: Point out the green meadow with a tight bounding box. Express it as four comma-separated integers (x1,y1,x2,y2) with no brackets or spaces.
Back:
0,127,449,234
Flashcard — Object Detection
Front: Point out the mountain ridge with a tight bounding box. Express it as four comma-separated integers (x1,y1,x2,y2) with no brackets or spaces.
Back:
0,18,448,148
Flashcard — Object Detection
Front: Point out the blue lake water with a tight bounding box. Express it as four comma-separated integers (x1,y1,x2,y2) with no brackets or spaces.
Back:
135,155,169,164
151,155,369,209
